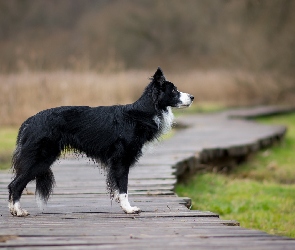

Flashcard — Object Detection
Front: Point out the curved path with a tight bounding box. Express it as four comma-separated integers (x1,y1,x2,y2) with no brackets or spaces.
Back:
0,106,294,249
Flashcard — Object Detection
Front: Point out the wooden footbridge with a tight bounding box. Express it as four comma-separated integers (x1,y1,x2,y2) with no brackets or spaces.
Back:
1,106,295,249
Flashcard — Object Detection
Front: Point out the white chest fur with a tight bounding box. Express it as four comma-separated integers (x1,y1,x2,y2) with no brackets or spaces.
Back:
159,107,174,135
142,107,174,154
153,107,174,135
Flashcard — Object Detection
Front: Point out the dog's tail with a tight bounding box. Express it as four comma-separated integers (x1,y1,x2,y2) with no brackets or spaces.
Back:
35,169,55,207
11,120,32,174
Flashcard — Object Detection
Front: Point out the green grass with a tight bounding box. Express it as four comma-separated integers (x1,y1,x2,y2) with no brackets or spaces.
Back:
230,114,295,184
176,174,295,237
0,127,18,170
175,113,295,238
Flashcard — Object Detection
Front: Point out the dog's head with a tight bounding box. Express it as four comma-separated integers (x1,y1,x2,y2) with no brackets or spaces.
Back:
151,67,194,109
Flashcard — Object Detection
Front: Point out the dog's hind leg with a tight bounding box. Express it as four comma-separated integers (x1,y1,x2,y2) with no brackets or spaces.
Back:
8,149,58,217
8,172,34,216
109,166,141,214
8,166,56,216
8,132,61,216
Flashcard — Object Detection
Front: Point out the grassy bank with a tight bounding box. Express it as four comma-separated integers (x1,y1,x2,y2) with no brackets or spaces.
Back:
0,127,18,170
176,113,295,238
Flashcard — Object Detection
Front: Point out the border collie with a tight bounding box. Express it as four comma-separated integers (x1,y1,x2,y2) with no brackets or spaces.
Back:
8,67,194,216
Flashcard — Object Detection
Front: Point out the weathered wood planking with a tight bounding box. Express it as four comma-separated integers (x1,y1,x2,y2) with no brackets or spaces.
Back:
0,106,295,249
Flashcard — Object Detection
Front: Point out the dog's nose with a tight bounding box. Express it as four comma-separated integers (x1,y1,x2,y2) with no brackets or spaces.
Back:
190,95,194,101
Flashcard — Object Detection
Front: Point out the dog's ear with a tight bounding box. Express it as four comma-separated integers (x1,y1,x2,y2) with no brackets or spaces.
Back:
152,67,165,85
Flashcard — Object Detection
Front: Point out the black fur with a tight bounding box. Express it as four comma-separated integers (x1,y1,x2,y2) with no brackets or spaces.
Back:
8,67,194,213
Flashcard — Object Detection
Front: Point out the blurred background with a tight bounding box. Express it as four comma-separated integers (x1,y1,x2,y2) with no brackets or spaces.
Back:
0,0,295,126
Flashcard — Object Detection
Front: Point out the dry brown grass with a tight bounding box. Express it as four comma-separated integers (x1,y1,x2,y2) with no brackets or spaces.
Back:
0,70,294,126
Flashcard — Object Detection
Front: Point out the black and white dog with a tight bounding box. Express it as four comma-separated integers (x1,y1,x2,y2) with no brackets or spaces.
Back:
8,67,194,216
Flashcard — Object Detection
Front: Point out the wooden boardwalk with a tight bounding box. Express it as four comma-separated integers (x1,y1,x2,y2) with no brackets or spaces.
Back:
1,106,295,249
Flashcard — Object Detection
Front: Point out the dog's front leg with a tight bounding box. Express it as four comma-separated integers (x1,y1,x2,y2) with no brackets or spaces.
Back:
116,169,141,214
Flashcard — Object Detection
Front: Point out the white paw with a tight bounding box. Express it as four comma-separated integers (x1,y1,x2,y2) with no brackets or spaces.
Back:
119,193,141,214
15,208,29,217
9,201,29,217
124,206,141,214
